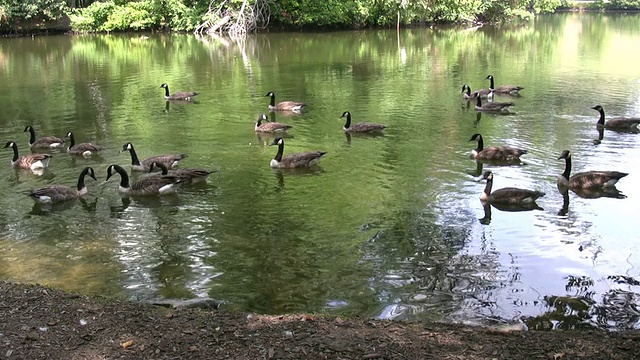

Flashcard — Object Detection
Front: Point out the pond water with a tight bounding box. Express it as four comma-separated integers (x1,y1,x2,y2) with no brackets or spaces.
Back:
0,13,639,331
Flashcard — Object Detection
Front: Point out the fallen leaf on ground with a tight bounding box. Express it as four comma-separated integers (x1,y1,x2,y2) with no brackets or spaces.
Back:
121,340,134,349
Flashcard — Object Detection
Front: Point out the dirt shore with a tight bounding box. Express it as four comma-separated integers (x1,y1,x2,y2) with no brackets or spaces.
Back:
0,281,638,359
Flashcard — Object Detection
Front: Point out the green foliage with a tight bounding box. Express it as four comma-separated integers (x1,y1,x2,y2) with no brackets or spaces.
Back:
70,0,202,32
0,0,68,21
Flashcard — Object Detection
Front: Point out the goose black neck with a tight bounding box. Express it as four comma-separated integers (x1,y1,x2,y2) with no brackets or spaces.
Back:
488,76,495,90
155,162,169,175
68,133,76,148
127,145,142,166
27,127,36,145
343,113,352,129
596,108,605,125
274,141,284,162
112,165,130,189
164,86,170,97
256,117,263,127
561,156,572,181
463,85,470,96
476,96,482,107
9,143,19,162
484,177,493,197
269,94,276,107
77,167,91,191
476,135,484,151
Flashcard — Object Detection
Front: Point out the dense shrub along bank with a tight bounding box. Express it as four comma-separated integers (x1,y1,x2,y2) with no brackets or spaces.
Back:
1,0,640,34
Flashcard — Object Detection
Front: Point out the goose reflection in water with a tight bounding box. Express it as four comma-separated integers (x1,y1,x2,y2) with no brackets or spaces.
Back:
479,201,543,225
557,186,626,216
30,197,98,216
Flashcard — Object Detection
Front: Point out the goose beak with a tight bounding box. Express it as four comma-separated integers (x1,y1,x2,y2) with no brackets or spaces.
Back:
590,106,598,110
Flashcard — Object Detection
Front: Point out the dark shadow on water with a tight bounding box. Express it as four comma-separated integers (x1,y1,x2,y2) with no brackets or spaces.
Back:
29,197,98,215
344,131,385,145
479,201,543,225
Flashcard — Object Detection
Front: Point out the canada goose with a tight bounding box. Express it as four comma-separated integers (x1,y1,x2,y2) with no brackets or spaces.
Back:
475,95,514,112
160,83,199,101
255,114,293,133
3,141,52,170
65,131,103,156
148,161,215,184
28,167,97,203
121,142,187,172
480,171,545,205
269,137,327,169
265,92,306,112
24,126,64,149
340,111,387,133
557,150,628,189
106,164,183,196
469,133,527,162
461,84,491,100
591,105,640,131
486,75,524,95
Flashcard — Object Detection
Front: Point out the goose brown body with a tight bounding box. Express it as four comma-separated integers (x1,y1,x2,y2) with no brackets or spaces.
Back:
486,75,524,95
121,142,187,172
106,164,183,196
474,96,514,112
254,114,293,133
469,133,527,162
66,131,103,156
3,141,52,170
149,162,215,184
340,111,387,133
480,171,545,205
591,105,640,131
24,126,64,149
269,137,326,169
461,84,491,100
28,167,97,203
557,150,628,189
160,83,199,101
265,92,306,112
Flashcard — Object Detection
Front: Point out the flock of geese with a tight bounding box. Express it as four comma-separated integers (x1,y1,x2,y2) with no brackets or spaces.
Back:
4,77,638,217
461,75,637,218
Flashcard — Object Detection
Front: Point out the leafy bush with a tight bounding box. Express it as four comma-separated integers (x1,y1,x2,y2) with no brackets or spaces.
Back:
69,1,116,31
0,0,68,21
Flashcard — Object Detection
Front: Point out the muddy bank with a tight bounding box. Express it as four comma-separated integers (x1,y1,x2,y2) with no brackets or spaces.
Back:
0,281,638,359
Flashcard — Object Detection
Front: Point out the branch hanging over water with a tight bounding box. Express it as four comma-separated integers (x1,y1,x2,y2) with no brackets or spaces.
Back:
195,0,271,38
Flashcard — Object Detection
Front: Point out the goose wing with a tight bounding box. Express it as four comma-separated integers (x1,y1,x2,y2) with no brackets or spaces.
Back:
281,151,327,168
259,122,293,132
32,136,65,148
172,168,215,181
490,187,545,204
141,154,187,169
350,122,387,133
29,185,77,202
494,85,524,94
169,91,199,100
605,117,640,130
483,101,514,111
569,171,628,189
130,175,182,195
275,101,307,111
478,146,527,161
69,142,103,154
19,153,52,168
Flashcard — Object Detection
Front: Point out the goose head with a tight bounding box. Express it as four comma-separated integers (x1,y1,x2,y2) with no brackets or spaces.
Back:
23,126,33,133
340,111,351,118
481,171,493,181
121,142,134,152
160,83,169,89
86,167,98,181
469,133,482,142
557,150,571,160
486,75,494,80
3,141,16,149
269,137,284,146
264,91,275,97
